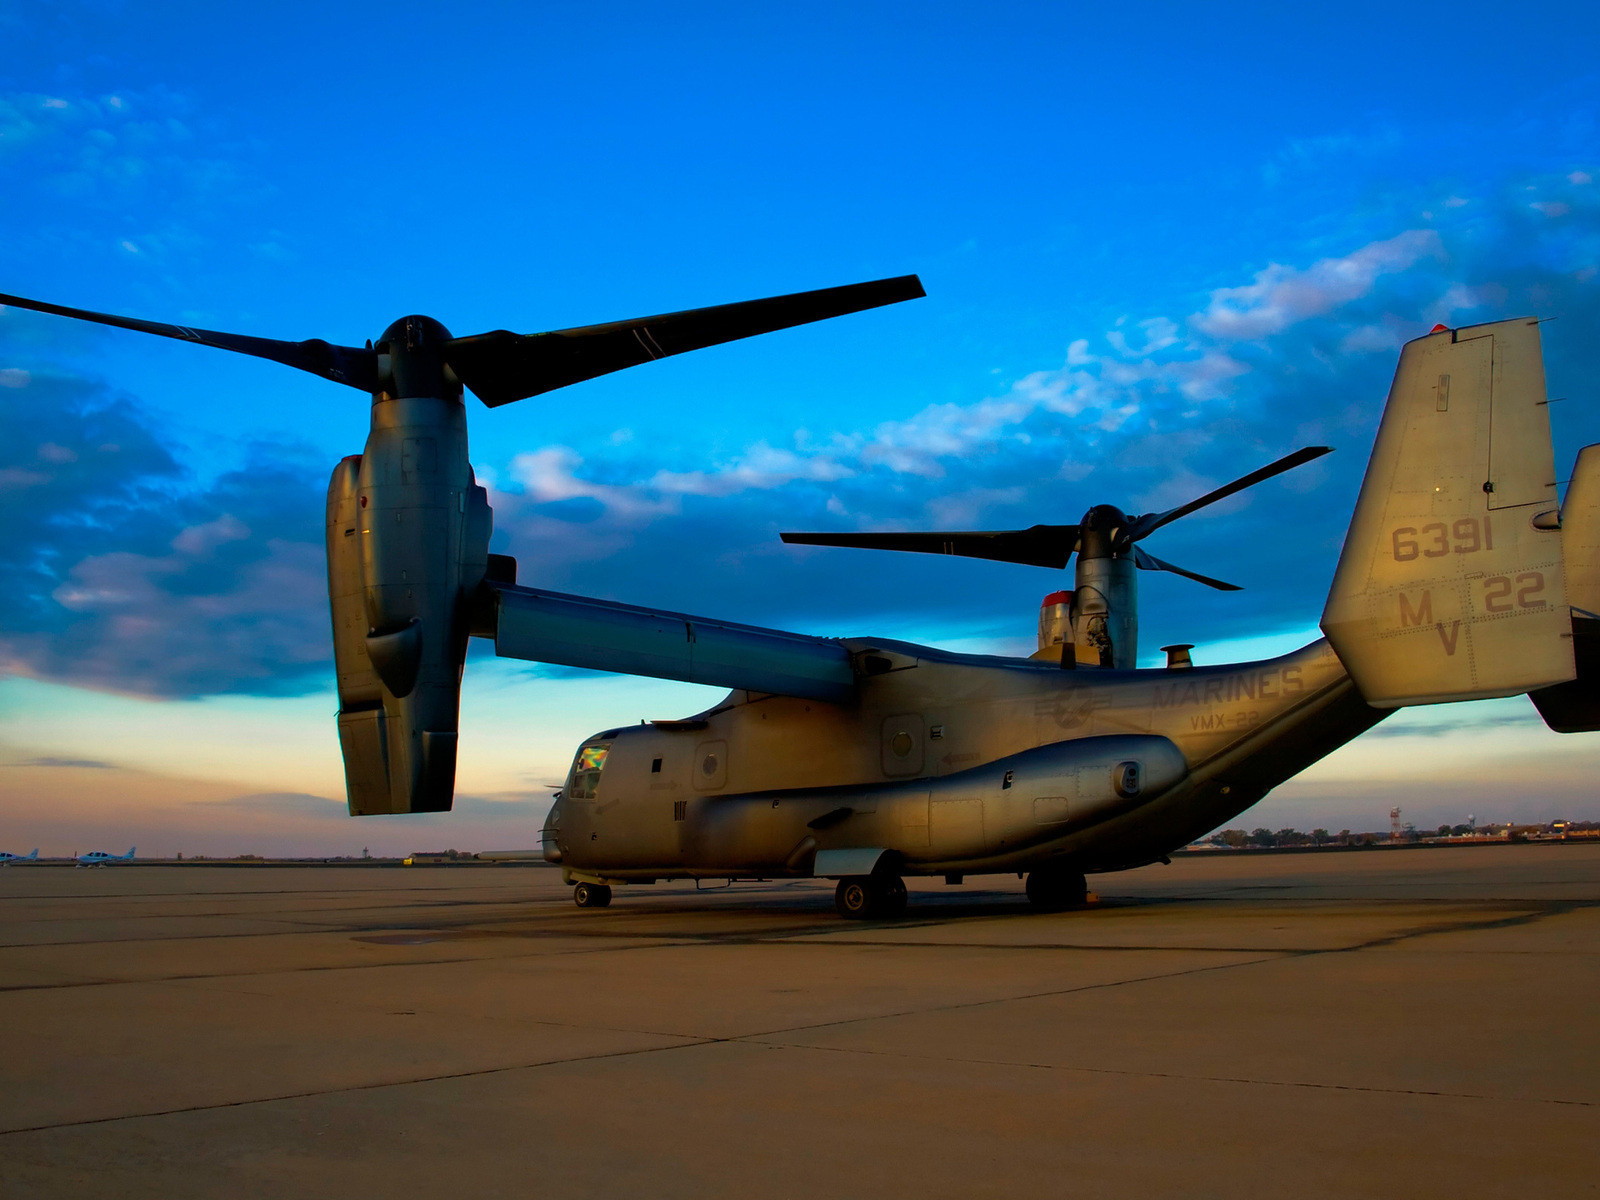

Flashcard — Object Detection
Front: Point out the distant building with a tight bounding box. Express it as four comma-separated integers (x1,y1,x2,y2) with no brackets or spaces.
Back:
403,849,479,865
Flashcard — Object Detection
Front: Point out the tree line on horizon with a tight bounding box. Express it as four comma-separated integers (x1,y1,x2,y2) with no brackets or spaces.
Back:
1202,820,1600,849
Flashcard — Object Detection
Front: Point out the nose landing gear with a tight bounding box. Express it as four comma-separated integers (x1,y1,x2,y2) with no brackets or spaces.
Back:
834,873,908,919
573,881,612,908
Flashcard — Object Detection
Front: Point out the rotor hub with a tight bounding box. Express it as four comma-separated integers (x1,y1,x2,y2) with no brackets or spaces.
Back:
375,315,460,401
1078,504,1131,559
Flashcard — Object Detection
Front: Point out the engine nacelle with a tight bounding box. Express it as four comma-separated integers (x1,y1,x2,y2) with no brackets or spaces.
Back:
325,389,491,814
1072,554,1137,668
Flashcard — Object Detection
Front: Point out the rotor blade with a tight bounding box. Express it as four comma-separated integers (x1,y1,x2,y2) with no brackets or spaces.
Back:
445,275,925,407
781,525,1079,570
1126,445,1333,541
0,291,379,391
1131,545,1242,591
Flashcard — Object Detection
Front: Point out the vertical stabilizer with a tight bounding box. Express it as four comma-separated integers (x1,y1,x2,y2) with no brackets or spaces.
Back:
1321,319,1573,706
1552,443,1600,621
1530,443,1600,731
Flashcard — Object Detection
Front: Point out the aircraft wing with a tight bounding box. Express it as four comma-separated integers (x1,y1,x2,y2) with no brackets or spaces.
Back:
486,583,857,704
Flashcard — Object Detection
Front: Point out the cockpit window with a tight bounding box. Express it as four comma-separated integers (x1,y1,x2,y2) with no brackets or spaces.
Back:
568,742,611,800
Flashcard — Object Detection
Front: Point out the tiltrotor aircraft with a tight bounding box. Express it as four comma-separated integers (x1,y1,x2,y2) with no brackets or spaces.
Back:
7,281,1597,917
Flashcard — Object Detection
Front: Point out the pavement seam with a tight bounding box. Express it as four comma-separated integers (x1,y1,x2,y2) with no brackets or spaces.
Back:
0,952,1285,1136
0,1035,726,1137
1305,900,1592,955
719,903,1593,1044
6,898,1587,993
0,941,696,993
1,891,1576,947
14,931,1588,1138
0,935,1266,994
3,887,1595,1136
735,1039,1600,1109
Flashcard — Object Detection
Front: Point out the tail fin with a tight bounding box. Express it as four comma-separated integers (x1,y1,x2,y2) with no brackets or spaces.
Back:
1321,318,1573,706
27,849,37,860
124,847,135,860
1531,444,1600,730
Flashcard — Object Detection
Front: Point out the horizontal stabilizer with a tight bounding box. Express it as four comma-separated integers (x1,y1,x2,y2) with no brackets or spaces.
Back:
1531,617,1600,731
1322,319,1572,706
489,584,857,703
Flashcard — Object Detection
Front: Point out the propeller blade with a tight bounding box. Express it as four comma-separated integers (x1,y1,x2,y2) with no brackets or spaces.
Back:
781,525,1079,570
1131,545,1242,591
0,290,379,391
1126,445,1332,542
445,275,925,407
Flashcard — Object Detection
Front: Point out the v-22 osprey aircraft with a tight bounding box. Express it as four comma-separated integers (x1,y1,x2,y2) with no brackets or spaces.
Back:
6,279,1596,917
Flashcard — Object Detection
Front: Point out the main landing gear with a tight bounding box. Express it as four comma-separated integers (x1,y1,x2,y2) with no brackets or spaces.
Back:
834,873,908,920
1025,866,1089,912
573,881,612,908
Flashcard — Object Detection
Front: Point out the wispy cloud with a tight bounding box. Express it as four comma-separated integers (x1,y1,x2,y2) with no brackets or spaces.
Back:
1191,230,1444,340
1363,711,1543,740
479,168,1600,645
208,791,344,816
494,168,1598,522
4,168,1597,696
0,372,330,697
0,86,275,287
15,755,115,769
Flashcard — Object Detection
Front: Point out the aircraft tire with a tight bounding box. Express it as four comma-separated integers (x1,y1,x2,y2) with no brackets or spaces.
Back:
834,877,879,919
880,875,908,916
1025,867,1087,912
573,882,612,908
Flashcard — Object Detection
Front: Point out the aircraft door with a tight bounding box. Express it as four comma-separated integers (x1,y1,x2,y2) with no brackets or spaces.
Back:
881,714,926,777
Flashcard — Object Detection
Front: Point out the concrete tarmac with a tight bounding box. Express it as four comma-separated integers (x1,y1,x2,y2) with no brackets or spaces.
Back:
2,844,1596,1198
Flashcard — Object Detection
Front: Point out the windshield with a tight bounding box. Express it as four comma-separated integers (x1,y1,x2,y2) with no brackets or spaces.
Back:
568,742,611,799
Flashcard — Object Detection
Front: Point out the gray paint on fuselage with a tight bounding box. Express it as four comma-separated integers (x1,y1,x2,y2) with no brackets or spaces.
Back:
551,636,1381,881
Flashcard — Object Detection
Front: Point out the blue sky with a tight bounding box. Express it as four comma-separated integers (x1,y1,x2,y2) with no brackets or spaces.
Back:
2,0,1599,855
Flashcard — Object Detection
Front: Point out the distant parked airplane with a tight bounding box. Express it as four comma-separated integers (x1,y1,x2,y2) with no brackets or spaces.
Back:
75,848,135,867
0,849,39,865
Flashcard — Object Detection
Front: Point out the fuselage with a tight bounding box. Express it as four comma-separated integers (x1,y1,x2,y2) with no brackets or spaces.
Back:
547,636,1385,882
75,849,133,867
